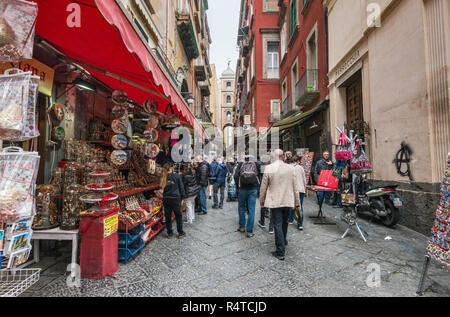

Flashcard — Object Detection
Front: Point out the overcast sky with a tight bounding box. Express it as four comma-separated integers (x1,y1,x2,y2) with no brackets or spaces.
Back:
208,0,241,77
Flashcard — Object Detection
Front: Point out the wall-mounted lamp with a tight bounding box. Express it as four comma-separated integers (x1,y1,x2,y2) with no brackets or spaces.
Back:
309,121,318,129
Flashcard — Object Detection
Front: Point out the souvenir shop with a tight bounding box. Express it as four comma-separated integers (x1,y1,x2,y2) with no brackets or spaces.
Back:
0,0,204,296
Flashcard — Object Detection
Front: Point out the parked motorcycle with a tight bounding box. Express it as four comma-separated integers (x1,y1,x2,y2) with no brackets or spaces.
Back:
342,174,403,227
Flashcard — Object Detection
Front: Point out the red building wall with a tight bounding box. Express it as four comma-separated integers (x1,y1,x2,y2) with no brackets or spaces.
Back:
279,0,328,113
244,0,281,129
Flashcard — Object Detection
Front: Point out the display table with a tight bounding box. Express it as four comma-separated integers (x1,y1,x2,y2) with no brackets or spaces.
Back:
307,185,337,225
20,228,79,273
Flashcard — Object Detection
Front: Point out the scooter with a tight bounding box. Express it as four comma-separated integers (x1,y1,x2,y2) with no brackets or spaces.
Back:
345,174,403,227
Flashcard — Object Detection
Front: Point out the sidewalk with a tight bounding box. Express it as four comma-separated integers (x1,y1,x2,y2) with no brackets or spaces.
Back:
21,195,450,297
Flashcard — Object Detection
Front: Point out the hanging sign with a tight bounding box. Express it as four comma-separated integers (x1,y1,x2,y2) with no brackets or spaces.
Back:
103,214,118,238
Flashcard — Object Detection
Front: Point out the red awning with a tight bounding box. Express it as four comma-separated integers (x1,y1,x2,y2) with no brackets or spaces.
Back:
31,0,204,137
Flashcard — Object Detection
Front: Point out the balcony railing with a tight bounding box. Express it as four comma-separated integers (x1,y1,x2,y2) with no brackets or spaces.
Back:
296,69,320,107
198,80,210,96
176,0,190,19
194,56,207,81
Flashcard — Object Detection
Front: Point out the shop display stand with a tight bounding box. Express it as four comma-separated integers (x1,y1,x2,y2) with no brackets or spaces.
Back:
118,222,145,264
307,187,337,225
341,205,369,242
0,268,41,297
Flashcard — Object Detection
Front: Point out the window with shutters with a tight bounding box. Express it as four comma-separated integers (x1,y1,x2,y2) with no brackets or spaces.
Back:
270,100,281,121
289,0,298,39
267,42,279,79
281,21,287,59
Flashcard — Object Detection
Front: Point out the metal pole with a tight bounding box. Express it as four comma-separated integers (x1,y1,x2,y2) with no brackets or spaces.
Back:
417,255,431,296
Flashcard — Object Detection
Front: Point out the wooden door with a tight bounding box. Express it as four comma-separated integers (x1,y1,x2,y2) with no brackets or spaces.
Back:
346,77,363,126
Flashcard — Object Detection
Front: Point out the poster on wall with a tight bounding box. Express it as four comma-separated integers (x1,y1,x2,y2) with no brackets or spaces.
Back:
300,152,315,185
426,153,450,267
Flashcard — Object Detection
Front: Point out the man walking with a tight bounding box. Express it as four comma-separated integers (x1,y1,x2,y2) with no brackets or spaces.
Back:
314,151,334,204
212,158,227,209
195,156,210,215
234,155,261,238
260,149,300,260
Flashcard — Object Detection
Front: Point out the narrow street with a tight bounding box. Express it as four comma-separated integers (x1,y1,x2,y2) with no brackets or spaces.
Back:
24,196,450,297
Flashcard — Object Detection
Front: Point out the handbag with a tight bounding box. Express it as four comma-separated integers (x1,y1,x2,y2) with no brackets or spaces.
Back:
335,131,352,161
350,148,373,174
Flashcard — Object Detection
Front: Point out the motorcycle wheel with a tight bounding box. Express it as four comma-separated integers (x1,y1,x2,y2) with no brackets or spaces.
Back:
381,199,400,227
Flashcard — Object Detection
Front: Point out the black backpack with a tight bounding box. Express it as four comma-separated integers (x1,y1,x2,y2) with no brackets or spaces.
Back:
239,162,258,186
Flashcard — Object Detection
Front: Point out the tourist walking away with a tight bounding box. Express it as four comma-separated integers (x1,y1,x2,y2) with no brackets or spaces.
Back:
213,158,228,209
226,157,237,201
260,150,300,260
195,156,210,215
208,158,218,200
234,155,261,237
258,154,274,233
292,155,307,230
162,164,186,239
314,151,334,205
285,151,293,164
181,164,199,223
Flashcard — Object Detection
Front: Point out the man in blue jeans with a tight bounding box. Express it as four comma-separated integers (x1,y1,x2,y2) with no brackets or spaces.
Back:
195,156,210,215
234,155,261,238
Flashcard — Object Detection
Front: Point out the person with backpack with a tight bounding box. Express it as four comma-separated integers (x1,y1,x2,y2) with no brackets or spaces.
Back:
208,158,218,200
234,155,261,238
212,158,228,209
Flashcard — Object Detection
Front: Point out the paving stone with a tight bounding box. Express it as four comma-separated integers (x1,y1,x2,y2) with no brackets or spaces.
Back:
117,280,164,297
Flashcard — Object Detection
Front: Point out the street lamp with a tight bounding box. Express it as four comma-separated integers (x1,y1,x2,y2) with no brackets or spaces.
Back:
181,92,195,105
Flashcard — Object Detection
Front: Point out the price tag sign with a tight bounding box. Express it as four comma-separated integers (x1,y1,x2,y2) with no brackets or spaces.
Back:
104,214,118,238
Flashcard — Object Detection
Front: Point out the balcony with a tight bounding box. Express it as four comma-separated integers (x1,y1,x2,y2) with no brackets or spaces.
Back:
194,56,207,81
177,19,200,60
176,0,190,20
268,113,281,123
296,69,320,108
198,80,210,96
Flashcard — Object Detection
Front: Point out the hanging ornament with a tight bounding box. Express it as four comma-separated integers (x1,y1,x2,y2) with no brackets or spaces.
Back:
112,105,127,118
51,104,65,122
111,119,127,134
111,150,128,166
111,134,128,150
112,89,128,105
145,113,159,130
143,98,158,113
144,128,158,143
52,126,65,142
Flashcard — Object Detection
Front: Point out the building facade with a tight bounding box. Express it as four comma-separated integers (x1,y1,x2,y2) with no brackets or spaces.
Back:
117,0,213,125
275,0,330,156
325,0,450,234
220,64,236,150
235,0,281,131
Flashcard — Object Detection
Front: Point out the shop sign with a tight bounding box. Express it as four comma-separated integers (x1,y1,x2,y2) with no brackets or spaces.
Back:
335,50,360,79
0,59,55,96
104,214,118,238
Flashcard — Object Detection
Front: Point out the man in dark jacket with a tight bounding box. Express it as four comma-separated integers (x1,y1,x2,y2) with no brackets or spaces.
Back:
234,155,262,238
195,156,210,215
163,165,186,239
212,159,228,209
314,151,334,204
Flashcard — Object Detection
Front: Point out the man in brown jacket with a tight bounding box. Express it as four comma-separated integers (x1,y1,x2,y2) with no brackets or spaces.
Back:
260,149,300,260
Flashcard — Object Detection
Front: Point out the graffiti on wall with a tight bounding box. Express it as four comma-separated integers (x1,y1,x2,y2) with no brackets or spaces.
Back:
393,142,413,181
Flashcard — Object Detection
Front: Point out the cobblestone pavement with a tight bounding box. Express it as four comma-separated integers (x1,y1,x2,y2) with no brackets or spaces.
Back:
22,195,450,297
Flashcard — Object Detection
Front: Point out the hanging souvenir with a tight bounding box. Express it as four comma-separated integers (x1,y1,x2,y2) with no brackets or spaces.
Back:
112,89,128,105
143,98,158,113
146,113,159,130
0,0,38,62
51,103,65,122
52,126,65,142
350,148,372,174
111,134,128,150
144,128,158,143
148,159,156,174
146,143,160,158
111,119,127,134
111,150,128,166
0,69,31,139
335,131,352,161
112,105,127,118
160,114,181,130
332,160,346,179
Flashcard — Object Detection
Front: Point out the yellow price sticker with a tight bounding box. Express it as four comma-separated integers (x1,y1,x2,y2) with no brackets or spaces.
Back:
104,214,118,238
